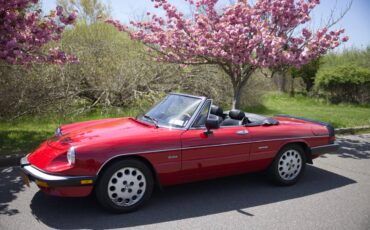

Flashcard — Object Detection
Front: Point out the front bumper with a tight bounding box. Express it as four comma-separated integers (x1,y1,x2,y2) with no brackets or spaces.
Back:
311,142,339,157
20,156,95,188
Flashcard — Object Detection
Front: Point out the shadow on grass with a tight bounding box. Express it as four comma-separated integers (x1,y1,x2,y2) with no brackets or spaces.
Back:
0,131,51,155
28,165,355,229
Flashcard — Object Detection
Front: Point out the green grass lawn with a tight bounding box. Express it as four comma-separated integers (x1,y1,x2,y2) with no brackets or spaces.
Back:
0,93,369,156
245,93,370,128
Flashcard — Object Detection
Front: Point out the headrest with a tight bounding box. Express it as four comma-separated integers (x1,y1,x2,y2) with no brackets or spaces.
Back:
208,114,219,120
229,109,245,120
210,105,223,117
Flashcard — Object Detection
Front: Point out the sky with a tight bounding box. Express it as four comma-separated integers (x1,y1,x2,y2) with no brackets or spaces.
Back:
42,0,370,51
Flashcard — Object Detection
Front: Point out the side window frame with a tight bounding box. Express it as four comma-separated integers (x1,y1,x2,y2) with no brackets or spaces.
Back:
190,99,212,129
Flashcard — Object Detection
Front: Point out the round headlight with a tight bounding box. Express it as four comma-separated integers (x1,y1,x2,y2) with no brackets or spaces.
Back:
67,146,76,165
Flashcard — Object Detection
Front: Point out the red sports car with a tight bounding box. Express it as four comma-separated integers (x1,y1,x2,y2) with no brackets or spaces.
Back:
20,93,339,212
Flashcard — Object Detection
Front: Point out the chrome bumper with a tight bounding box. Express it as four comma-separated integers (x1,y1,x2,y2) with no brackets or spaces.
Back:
20,156,95,187
311,142,339,156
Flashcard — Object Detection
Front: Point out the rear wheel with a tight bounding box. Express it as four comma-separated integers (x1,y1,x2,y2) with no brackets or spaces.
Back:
268,144,306,185
95,159,154,213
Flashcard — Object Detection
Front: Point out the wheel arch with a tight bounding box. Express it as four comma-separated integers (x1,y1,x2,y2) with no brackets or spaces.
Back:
96,155,163,190
279,141,313,164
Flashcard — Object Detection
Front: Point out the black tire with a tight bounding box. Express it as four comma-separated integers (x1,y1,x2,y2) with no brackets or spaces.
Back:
95,159,154,213
268,144,306,186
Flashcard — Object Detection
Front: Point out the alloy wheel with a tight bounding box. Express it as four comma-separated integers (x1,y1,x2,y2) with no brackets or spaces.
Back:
107,167,146,207
277,149,302,180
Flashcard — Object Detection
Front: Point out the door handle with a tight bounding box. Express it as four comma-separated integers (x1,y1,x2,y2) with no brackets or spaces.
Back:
236,130,248,135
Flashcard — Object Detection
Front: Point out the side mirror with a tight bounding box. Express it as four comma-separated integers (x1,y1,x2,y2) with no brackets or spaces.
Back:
205,116,220,135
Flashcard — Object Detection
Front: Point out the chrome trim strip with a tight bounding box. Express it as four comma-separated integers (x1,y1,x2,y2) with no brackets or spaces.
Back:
96,135,329,175
23,165,76,181
21,164,96,187
183,141,251,150
240,135,328,143
180,135,326,150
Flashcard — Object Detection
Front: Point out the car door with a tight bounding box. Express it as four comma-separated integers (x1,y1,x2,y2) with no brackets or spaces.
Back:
180,100,251,181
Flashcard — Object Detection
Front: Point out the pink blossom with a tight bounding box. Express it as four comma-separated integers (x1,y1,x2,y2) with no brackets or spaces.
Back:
0,0,78,65
106,0,348,69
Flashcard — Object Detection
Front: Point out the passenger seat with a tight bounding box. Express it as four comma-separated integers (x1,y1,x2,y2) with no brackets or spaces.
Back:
220,110,246,126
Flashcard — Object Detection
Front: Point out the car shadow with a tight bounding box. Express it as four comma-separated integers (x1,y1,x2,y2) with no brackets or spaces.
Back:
29,165,355,229
335,134,370,159
0,167,25,216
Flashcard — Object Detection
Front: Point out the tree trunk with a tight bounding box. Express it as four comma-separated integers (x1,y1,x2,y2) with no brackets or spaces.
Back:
279,74,287,92
231,71,254,109
289,75,295,97
232,83,243,109
218,64,255,109
273,71,288,92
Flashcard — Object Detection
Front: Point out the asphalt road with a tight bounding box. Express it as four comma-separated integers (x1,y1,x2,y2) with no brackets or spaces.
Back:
1,134,370,230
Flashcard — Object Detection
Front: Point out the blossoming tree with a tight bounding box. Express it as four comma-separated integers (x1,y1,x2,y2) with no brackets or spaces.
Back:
0,0,77,65
107,0,348,108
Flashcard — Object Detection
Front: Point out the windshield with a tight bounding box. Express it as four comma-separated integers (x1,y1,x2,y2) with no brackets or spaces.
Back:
139,94,203,128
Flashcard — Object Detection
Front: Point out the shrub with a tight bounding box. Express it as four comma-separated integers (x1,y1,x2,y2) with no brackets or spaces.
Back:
315,64,370,104
0,22,235,119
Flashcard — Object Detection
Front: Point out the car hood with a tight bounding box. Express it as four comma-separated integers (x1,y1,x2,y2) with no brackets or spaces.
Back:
47,117,154,150
28,117,184,172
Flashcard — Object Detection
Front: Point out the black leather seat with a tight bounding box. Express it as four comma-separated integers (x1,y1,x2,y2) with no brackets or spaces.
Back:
210,105,224,123
220,109,245,126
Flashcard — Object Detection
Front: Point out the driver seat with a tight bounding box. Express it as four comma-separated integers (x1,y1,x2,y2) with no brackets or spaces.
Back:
210,105,224,124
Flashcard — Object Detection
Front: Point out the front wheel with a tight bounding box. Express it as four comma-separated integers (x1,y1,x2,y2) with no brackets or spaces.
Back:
268,144,306,185
95,159,154,213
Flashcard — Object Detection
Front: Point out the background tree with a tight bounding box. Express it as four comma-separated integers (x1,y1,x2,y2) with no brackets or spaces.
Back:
315,64,370,104
0,0,77,65
106,0,349,108
313,46,370,104
291,57,321,93
323,46,370,69
57,0,111,24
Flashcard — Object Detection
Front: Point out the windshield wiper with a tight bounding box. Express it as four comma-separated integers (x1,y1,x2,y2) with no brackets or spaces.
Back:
143,114,159,128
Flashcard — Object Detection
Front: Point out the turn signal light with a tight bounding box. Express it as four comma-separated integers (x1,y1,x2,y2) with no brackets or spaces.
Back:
35,180,49,188
80,179,93,185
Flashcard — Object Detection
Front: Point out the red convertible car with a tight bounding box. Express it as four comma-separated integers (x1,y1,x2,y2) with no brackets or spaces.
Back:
20,93,339,212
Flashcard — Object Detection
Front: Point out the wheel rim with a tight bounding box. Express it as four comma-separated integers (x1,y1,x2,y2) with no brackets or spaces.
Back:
278,149,302,180
107,167,146,207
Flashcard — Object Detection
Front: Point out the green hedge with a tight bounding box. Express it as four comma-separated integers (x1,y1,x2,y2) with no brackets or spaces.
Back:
315,64,370,104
